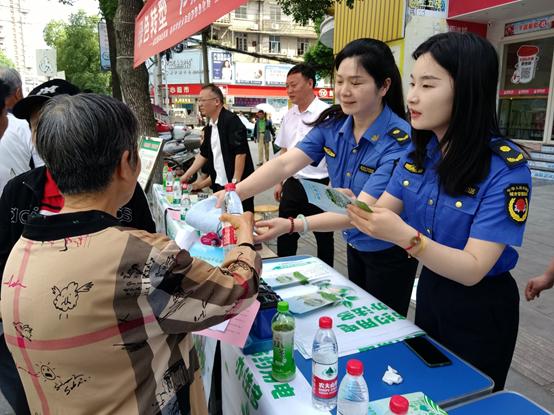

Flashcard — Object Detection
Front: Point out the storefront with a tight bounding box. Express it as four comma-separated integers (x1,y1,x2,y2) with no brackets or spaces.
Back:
448,1,554,144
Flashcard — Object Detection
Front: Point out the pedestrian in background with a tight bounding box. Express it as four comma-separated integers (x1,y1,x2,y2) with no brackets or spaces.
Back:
526,257,554,300
253,109,275,166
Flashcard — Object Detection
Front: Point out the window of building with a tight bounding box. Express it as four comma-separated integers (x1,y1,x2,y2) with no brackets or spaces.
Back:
498,36,554,141
235,4,247,19
270,5,281,21
236,33,248,52
297,38,310,56
269,35,281,54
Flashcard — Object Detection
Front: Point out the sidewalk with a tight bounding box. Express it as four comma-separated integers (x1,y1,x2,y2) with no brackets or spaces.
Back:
250,141,554,411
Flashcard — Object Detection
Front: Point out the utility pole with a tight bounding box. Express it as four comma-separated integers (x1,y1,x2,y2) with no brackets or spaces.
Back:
202,27,210,84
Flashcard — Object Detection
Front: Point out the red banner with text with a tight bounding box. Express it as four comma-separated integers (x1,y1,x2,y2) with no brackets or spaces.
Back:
134,0,247,68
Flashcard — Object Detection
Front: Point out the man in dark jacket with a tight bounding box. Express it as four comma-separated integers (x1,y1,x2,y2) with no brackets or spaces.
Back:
180,84,254,212
0,79,155,415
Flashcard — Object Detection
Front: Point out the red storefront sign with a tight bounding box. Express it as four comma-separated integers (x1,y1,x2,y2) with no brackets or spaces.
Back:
134,0,247,68
499,88,549,97
164,84,336,100
448,0,518,18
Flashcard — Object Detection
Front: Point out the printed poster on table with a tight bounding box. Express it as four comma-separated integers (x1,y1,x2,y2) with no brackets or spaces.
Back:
262,257,423,358
221,345,329,415
138,136,163,191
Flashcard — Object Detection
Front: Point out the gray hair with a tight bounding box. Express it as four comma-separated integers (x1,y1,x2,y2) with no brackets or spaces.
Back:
36,94,139,195
0,67,22,95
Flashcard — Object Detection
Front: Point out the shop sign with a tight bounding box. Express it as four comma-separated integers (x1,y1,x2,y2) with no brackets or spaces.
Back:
504,15,554,37
501,38,554,95
265,65,293,86
165,50,203,84
167,84,202,96
234,97,266,107
315,88,334,99
408,0,447,18
235,63,265,85
212,51,233,82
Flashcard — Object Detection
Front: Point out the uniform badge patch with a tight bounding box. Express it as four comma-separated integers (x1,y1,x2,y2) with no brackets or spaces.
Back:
323,146,336,158
359,164,375,174
387,128,410,144
403,162,424,174
464,186,479,197
505,184,529,224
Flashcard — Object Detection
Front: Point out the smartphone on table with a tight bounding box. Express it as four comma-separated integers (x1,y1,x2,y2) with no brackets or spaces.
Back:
404,336,452,367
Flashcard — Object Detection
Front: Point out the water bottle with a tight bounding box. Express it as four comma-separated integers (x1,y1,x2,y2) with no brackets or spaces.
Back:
180,184,191,221
221,182,243,256
182,184,191,209
165,168,174,204
162,162,169,188
271,301,296,382
385,395,409,415
173,178,182,205
337,359,369,415
312,316,338,411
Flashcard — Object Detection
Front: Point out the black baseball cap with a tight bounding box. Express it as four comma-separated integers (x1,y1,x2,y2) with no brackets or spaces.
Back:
13,79,80,120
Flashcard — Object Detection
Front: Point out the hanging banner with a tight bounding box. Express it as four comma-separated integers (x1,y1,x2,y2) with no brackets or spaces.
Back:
134,0,247,67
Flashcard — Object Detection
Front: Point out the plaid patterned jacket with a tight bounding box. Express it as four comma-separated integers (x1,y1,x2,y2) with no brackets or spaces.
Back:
1,210,261,414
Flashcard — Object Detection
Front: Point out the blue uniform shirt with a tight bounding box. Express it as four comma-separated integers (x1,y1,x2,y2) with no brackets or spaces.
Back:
386,136,532,276
296,104,411,252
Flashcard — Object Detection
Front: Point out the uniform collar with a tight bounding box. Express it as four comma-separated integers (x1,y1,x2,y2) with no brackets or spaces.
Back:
426,134,441,161
338,104,392,145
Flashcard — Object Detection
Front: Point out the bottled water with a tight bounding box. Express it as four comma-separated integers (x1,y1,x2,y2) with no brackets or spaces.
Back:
271,301,296,382
221,182,243,255
385,395,409,415
165,168,174,204
180,184,191,221
173,178,182,205
162,162,169,188
337,359,369,415
312,316,338,411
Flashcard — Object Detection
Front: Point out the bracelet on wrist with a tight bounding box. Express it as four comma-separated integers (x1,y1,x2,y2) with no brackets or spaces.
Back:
296,214,309,235
287,217,295,234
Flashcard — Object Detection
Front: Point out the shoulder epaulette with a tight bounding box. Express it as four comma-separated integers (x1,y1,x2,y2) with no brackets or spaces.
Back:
489,140,526,167
387,127,410,145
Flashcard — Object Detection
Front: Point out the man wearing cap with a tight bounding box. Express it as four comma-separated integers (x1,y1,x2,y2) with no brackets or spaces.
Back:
0,67,44,196
0,80,156,414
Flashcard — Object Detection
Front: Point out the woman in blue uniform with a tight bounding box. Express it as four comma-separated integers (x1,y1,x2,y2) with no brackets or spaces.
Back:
224,38,418,316
347,32,531,390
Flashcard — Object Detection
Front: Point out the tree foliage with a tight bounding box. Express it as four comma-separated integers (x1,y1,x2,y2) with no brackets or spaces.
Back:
304,41,334,80
276,0,357,25
0,50,15,68
44,10,110,93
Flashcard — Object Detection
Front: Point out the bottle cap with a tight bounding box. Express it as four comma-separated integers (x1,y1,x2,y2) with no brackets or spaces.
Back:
225,182,236,191
346,359,363,376
277,301,289,313
389,395,409,414
319,316,332,329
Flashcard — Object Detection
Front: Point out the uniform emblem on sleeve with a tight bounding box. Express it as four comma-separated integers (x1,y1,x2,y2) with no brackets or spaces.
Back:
490,141,526,167
387,128,410,144
403,162,424,174
323,146,336,158
358,164,375,174
505,184,529,224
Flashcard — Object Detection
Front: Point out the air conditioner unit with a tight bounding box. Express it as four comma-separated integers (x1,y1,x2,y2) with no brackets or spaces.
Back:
250,23,259,30
271,23,279,30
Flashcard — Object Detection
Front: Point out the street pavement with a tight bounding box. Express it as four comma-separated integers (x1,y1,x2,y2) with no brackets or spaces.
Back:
0,140,551,413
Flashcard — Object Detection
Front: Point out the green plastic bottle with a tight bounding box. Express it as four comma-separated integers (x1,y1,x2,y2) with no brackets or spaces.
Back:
272,301,296,382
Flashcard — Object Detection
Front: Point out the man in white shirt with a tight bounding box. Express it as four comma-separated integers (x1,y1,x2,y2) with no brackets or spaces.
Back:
0,68,44,196
274,64,334,265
